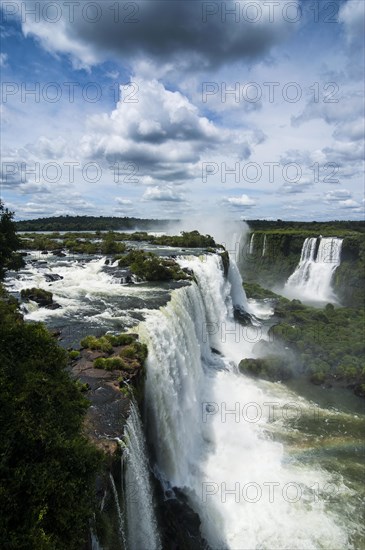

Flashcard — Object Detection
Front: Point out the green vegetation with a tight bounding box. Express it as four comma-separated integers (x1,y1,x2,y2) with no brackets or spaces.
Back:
239,356,292,381
241,224,365,306
0,286,101,549
333,235,365,306
16,215,170,232
243,281,279,300
118,249,190,281
79,332,148,403
0,200,24,279
80,332,140,353
246,220,364,235
80,335,114,353
269,299,365,389
242,282,365,395
151,230,216,248
19,229,217,255
20,288,54,307
94,356,129,371
92,341,148,372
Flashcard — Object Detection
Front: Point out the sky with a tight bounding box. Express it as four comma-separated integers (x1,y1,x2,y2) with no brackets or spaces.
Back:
0,0,364,221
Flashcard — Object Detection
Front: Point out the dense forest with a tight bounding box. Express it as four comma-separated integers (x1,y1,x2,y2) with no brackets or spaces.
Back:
15,215,170,232
246,219,365,235
0,202,101,549
243,282,365,396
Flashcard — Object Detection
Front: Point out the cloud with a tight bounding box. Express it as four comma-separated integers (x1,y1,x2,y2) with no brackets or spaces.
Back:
277,181,313,194
223,194,255,208
0,52,8,67
115,197,133,205
142,186,185,202
80,77,256,184
339,0,365,50
338,199,362,209
24,136,70,160
324,189,352,202
291,92,364,129
13,0,299,71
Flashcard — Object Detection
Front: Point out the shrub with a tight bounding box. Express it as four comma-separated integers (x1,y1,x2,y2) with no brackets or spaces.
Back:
20,288,53,306
119,344,137,358
80,335,113,353
93,357,128,371
93,357,106,369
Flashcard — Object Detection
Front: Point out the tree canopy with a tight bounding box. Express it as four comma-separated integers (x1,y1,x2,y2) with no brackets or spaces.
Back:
0,200,23,279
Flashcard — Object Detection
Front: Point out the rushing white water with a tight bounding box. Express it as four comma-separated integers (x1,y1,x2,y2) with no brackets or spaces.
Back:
262,234,267,257
227,256,253,315
5,256,171,335
249,233,255,254
109,473,127,548
139,254,351,549
123,401,161,550
284,237,343,303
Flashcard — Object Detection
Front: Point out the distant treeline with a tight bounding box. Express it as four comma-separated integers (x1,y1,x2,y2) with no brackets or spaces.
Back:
246,220,365,235
15,215,172,232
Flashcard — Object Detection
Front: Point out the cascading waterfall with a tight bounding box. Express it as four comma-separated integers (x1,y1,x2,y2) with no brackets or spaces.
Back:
123,401,161,550
138,254,350,549
285,237,343,302
262,234,267,256
109,473,127,548
249,233,255,254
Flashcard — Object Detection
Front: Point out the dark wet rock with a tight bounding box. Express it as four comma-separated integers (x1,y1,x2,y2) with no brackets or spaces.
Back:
41,251,48,255
211,347,222,355
220,250,230,277
105,259,110,265
121,274,134,284
53,250,66,257
156,484,211,550
21,287,54,307
46,302,62,310
44,273,64,282
20,287,61,309
233,305,252,325
354,384,365,398
182,267,194,276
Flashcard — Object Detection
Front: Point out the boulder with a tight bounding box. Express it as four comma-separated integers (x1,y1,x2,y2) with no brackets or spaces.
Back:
20,287,61,309
233,305,252,325
44,273,64,282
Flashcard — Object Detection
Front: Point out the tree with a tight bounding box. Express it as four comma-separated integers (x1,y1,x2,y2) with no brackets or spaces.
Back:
0,200,23,279
0,289,102,549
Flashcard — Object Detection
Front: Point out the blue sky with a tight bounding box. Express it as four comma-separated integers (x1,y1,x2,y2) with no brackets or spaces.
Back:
0,0,364,220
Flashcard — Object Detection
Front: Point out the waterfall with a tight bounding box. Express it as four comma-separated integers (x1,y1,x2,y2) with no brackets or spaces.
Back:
262,234,267,256
109,473,127,548
138,254,349,549
285,237,343,302
227,256,252,314
249,233,255,254
123,401,161,550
